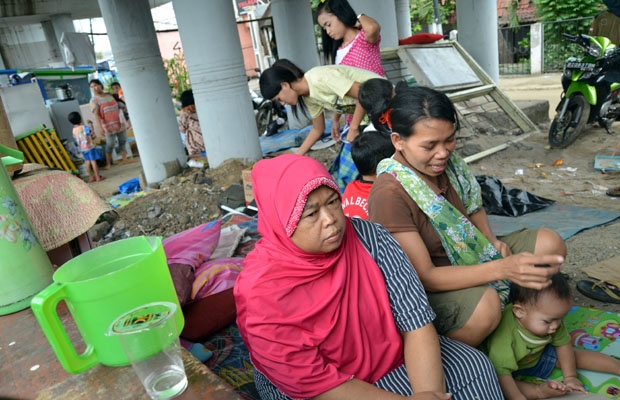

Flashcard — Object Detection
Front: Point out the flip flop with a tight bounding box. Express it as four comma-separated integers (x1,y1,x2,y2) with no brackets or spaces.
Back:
606,187,620,197
576,279,620,304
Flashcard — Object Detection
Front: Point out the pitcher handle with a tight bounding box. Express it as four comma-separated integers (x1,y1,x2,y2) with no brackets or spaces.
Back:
30,283,98,374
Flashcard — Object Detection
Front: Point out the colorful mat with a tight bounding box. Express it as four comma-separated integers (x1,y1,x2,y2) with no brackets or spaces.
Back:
488,204,620,240
548,306,620,398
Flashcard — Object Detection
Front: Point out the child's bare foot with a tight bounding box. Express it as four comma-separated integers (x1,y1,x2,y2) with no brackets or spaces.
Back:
104,164,111,170
96,175,106,182
563,376,586,393
537,380,569,398
87,176,96,183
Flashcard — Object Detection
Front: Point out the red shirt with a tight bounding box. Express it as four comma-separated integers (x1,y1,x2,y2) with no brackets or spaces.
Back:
342,180,373,219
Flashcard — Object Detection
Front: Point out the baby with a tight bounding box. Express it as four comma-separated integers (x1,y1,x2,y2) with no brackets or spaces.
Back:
481,272,620,399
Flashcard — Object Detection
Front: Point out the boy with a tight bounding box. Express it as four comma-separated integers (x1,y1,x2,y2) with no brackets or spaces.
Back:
342,131,394,219
68,111,105,183
481,273,620,399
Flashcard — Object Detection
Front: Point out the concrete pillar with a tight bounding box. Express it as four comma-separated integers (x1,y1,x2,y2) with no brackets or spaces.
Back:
394,0,412,39
50,14,76,46
173,0,262,168
0,53,8,85
271,0,319,71
530,23,543,75
349,0,399,48
98,0,187,183
456,0,499,83
0,96,17,149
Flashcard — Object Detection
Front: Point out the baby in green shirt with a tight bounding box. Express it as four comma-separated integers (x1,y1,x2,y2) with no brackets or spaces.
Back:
481,273,620,399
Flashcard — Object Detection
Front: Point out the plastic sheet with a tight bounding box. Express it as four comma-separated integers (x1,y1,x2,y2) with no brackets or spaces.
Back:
476,175,555,217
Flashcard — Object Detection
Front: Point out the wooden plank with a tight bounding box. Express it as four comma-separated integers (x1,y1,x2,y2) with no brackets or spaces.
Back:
447,84,495,102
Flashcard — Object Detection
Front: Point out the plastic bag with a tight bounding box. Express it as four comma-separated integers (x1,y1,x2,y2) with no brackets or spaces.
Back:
118,177,141,194
476,175,555,217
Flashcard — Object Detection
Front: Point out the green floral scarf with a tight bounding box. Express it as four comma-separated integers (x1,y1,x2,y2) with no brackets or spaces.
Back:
377,153,510,304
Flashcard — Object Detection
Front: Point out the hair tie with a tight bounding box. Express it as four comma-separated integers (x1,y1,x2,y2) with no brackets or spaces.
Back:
378,108,393,130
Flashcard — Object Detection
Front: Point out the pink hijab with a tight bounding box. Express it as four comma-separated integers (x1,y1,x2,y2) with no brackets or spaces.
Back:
235,154,403,399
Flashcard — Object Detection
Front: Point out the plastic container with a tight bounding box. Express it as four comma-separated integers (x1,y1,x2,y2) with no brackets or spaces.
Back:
30,236,184,374
0,146,54,315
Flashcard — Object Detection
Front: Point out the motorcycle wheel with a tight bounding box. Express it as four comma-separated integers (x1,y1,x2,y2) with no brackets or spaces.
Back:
598,100,615,129
256,103,272,137
548,94,590,148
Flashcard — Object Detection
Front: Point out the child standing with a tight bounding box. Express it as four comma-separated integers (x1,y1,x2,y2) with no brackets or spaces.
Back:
342,131,394,219
481,273,620,399
69,112,105,183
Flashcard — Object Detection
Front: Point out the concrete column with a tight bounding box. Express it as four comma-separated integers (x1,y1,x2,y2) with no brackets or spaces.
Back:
394,0,412,39
530,23,543,75
0,53,8,85
0,96,17,149
98,0,187,183
173,0,262,168
271,0,319,71
350,0,399,48
50,14,76,45
456,0,499,83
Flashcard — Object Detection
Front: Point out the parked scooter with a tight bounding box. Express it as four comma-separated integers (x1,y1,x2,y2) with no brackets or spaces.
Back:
548,33,620,148
248,68,288,137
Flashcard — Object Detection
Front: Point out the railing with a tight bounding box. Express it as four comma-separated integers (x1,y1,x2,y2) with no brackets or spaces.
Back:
498,24,532,75
498,16,596,75
541,17,596,72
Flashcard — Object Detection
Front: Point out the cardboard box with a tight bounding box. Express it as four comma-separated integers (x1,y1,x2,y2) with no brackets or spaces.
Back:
242,168,254,205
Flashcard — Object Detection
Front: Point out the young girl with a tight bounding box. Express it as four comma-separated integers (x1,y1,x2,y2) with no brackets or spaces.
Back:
316,0,385,138
259,59,383,191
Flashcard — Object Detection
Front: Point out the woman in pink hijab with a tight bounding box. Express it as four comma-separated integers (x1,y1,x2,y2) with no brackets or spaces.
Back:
234,154,502,399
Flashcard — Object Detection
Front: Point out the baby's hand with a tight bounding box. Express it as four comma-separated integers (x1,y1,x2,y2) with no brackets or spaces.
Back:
563,376,586,393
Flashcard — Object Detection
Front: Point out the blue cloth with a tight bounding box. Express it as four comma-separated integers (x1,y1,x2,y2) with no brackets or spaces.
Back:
488,204,620,240
328,126,359,193
259,120,333,155
81,148,100,161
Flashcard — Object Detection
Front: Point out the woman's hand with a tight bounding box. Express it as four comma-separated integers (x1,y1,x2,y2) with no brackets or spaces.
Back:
499,253,563,289
492,239,512,257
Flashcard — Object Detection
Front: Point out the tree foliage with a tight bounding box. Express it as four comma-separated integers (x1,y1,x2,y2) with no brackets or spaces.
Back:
164,52,191,101
533,0,602,22
534,0,603,71
410,0,456,33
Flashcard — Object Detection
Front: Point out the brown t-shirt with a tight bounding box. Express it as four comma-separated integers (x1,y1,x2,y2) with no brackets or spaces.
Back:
368,152,470,267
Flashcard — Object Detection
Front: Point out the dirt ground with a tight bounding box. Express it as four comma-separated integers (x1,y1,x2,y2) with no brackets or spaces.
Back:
105,118,620,314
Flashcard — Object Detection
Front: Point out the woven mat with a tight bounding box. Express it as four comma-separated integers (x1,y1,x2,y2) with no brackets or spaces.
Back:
12,167,111,251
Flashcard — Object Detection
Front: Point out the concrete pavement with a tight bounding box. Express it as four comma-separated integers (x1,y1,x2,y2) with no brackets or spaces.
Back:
499,72,564,120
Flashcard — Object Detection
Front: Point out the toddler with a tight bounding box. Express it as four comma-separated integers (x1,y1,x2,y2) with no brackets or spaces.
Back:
481,273,620,399
69,112,105,183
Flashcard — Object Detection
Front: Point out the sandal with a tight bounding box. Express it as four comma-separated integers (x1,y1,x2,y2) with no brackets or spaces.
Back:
576,279,620,304
606,187,620,197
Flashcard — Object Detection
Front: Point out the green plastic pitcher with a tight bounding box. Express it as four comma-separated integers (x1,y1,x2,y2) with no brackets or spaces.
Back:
0,146,54,315
30,236,184,374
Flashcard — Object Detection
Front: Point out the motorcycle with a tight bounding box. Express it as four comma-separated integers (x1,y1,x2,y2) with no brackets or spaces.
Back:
548,33,620,148
255,97,287,137
249,69,288,137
